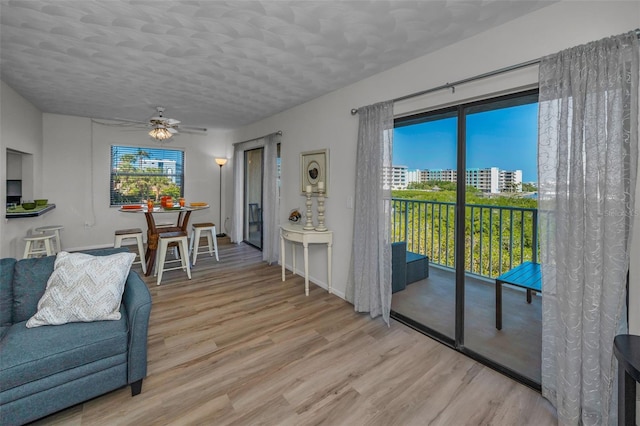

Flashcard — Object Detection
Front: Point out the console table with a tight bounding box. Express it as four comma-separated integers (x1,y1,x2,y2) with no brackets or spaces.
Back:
280,224,332,296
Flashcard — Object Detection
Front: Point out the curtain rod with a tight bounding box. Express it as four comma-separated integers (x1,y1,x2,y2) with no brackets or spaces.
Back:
350,28,640,115
232,130,282,146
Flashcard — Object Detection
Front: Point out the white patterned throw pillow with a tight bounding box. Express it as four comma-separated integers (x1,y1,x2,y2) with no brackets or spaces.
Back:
26,251,136,328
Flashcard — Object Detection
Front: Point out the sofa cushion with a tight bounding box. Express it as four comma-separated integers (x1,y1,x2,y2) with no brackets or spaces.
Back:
12,256,56,323
26,251,136,328
0,309,129,392
0,258,16,325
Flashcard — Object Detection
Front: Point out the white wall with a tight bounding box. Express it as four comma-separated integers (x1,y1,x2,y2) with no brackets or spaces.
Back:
36,115,233,252
0,81,44,258
229,0,640,302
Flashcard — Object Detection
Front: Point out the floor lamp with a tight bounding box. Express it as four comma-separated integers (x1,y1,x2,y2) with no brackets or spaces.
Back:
215,157,228,237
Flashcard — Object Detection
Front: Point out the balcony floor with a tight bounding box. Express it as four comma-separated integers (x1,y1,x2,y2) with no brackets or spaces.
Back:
391,265,541,383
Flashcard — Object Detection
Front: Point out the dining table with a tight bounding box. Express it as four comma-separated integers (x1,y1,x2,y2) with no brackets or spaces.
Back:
119,203,209,276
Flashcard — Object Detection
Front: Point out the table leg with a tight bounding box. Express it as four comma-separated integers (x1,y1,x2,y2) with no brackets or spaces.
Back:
144,212,158,277
327,242,332,294
179,211,192,232
496,281,503,330
281,234,285,281
303,242,309,296
145,232,158,277
619,360,637,426
292,243,296,276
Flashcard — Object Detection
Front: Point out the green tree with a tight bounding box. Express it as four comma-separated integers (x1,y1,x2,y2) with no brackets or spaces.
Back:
391,188,538,278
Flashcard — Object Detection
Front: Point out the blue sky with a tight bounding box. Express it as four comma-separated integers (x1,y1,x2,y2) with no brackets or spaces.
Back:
393,103,538,183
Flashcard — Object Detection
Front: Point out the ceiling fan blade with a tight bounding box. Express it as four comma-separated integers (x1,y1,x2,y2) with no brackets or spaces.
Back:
180,125,208,132
111,107,205,137
112,117,148,125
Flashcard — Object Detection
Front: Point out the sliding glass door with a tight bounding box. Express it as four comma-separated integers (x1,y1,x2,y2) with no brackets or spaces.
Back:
391,109,458,343
462,92,540,385
390,90,541,387
244,148,263,248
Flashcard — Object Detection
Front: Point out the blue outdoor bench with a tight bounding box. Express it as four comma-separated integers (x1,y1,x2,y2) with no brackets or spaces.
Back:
495,261,541,330
391,242,429,293
406,251,429,284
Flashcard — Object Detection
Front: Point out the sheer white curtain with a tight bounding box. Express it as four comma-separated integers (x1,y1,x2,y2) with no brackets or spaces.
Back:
262,133,280,264
538,32,639,425
230,142,245,244
346,101,394,324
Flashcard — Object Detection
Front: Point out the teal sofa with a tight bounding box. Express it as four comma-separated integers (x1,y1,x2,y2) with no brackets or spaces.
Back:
0,248,152,425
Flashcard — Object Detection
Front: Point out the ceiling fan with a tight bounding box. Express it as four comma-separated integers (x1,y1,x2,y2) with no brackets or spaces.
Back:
115,107,207,142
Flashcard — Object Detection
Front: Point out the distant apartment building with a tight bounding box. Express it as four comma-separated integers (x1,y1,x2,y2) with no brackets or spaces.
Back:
387,165,408,189
499,169,523,192
406,169,422,184
425,169,457,183
139,158,178,183
466,167,500,193
392,166,522,193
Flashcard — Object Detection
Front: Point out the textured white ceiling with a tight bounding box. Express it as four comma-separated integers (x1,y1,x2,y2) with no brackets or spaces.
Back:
0,1,554,130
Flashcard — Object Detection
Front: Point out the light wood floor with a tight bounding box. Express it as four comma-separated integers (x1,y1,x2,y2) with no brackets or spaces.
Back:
32,240,557,426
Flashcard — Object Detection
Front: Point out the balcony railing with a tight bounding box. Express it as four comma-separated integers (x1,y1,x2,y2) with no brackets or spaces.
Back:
391,198,538,279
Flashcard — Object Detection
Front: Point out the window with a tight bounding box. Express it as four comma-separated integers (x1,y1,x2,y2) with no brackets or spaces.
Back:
110,145,184,206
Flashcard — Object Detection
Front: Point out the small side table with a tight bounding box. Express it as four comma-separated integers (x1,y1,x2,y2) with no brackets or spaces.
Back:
613,334,640,426
280,224,332,296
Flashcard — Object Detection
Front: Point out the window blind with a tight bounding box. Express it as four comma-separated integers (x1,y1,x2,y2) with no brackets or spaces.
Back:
110,145,184,206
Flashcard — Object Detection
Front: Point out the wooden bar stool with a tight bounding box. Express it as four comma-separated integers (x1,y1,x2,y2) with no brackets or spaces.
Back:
189,222,219,265
114,228,147,275
34,225,64,254
155,231,191,285
23,234,56,259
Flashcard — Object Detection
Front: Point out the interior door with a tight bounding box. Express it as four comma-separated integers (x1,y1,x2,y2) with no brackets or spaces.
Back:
244,148,263,249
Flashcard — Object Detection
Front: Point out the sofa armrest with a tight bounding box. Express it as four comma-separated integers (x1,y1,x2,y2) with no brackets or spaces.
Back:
122,270,152,385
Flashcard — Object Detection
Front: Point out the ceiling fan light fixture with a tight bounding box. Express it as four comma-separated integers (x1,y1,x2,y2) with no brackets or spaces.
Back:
149,127,173,141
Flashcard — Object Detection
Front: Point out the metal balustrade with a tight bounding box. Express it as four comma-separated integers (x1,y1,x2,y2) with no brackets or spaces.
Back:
391,198,538,279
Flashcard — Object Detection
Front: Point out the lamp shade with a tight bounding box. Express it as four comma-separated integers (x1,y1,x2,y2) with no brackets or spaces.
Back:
149,127,172,141
215,158,228,166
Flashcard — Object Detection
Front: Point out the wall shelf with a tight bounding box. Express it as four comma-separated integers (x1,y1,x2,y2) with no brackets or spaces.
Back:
6,204,56,219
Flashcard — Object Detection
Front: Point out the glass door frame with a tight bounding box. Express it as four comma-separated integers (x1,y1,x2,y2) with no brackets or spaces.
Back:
391,105,459,348
243,147,264,249
391,88,541,391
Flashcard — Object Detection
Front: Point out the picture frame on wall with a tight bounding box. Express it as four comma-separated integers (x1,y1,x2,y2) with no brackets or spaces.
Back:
300,149,329,196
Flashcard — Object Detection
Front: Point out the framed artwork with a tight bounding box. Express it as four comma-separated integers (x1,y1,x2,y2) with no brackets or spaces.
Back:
300,149,329,196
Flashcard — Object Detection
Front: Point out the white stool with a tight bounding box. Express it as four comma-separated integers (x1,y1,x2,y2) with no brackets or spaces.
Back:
34,225,64,254
155,231,191,285
114,228,147,275
189,222,219,265
23,234,56,259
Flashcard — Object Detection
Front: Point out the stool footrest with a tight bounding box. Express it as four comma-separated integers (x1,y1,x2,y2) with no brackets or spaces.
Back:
115,228,143,235
23,233,56,259
189,223,219,265
156,233,191,285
